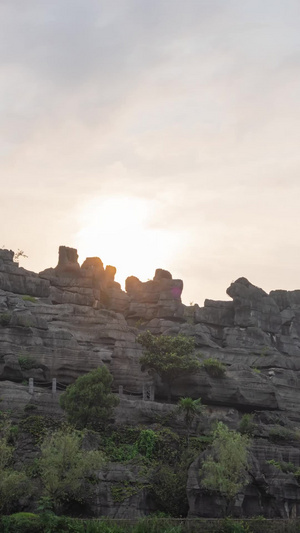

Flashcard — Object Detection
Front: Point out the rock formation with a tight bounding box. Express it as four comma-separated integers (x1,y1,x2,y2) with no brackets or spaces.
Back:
2,245,300,518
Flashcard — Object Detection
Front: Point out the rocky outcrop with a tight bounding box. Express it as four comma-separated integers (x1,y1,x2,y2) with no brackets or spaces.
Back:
0,249,50,297
3,246,300,518
187,438,300,519
125,269,184,322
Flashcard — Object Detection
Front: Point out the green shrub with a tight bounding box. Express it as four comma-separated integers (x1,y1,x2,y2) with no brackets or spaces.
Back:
267,459,297,474
24,404,38,412
201,358,226,378
60,366,119,430
22,295,37,303
151,460,190,517
8,424,19,444
138,331,199,402
39,428,105,511
20,415,61,444
239,414,256,436
1,513,41,533
200,422,250,510
137,429,157,459
18,355,39,370
269,425,297,442
0,312,11,326
100,427,140,462
151,427,182,465
0,435,31,514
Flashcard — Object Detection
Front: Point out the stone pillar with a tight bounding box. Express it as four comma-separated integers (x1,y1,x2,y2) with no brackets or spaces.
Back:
142,383,147,401
29,378,34,395
143,384,152,401
118,385,123,398
52,378,57,394
150,385,155,402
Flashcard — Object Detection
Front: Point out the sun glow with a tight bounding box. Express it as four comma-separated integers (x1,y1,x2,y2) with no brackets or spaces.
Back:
75,196,180,287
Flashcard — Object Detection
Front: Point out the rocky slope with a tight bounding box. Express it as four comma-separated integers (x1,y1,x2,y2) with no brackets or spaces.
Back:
2,246,300,518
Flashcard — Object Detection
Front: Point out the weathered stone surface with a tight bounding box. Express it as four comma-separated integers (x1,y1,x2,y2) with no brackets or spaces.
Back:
188,439,300,518
125,273,184,321
194,300,234,328
4,249,300,518
227,277,282,334
0,250,50,297
92,463,154,518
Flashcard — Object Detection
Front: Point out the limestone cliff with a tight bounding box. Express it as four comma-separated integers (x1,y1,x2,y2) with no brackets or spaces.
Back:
2,246,300,519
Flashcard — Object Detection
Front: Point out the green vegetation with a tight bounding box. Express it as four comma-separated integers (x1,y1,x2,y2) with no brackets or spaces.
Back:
201,358,226,378
22,295,37,303
0,311,11,326
266,459,300,481
0,514,276,533
200,422,250,513
0,431,31,513
268,425,299,442
151,458,190,517
239,414,256,437
18,355,39,370
1,513,41,533
137,429,157,459
20,415,62,444
39,428,105,511
60,366,119,430
137,331,200,401
177,397,203,446
260,346,271,357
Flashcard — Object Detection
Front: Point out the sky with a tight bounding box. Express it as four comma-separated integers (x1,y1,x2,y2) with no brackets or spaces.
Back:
1,0,300,305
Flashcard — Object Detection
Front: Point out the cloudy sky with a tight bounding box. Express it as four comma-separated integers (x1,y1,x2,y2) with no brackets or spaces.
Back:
1,0,300,305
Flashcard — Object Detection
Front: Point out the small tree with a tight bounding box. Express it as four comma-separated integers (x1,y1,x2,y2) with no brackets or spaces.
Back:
60,366,119,430
39,428,105,511
0,433,30,513
137,331,200,402
200,422,250,514
177,397,203,447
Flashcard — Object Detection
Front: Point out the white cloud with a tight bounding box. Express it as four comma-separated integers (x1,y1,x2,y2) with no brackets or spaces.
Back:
1,0,300,304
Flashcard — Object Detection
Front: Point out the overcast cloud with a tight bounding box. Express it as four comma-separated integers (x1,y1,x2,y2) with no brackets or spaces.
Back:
1,1,300,304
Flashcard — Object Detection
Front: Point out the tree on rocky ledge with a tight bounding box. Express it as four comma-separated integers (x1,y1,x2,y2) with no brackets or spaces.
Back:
59,366,119,430
137,331,200,402
177,397,203,447
39,428,105,512
200,422,250,514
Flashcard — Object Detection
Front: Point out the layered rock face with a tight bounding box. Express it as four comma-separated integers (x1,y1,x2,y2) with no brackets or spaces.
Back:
3,246,300,518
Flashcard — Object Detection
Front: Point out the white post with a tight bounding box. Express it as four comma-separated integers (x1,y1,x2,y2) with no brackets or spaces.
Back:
52,378,57,394
29,378,34,395
118,385,123,398
150,385,155,402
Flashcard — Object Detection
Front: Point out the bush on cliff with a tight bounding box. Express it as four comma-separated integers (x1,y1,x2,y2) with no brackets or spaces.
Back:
0,432,31,513
39,428,105,512
60,366,119,430
200,422,250,514
137,331,200,402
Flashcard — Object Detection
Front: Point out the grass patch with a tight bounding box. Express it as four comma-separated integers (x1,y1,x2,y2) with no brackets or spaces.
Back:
22,295,37,303
201,358,226,378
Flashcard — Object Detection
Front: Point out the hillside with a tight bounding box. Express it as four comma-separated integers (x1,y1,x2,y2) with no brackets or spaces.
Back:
1,246,300,518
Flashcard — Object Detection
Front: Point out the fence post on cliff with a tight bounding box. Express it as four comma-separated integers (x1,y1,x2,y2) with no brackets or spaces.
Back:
143,383,153,401
150,385,155,402
29,378,34,395
52,378,57,394
118,385,123,398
